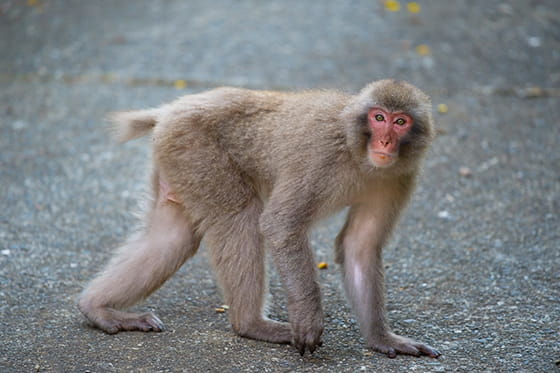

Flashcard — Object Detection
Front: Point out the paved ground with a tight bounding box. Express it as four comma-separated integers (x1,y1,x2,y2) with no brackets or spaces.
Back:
1,1,559,372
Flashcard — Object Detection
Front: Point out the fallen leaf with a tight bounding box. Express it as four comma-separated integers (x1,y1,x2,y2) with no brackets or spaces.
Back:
415,44,431,56
317,262,328,269
407,2,421,13
384,0,401,12
174,80,187,89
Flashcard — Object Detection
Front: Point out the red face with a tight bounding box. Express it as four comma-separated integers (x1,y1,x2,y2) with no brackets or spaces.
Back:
367,107,413,168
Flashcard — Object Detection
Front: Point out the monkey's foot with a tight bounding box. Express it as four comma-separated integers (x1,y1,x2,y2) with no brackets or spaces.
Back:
233,318,292,345
370,332,441,359
80,306,165,334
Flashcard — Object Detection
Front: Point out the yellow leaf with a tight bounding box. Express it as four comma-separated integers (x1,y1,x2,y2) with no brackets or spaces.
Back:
174,80,187,89
437,103,448,113
317,261,328,269
407,2,421,13
384,0,401,12
415,44,431,56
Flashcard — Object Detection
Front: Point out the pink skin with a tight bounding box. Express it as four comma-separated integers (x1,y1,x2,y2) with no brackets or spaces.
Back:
159,179,181,203
367,108,413,168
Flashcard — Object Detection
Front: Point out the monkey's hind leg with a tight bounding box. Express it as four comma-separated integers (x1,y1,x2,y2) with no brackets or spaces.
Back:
78,177,201,334
207,198,292,344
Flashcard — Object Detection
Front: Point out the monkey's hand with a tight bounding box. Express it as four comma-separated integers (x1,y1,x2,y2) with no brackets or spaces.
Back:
370,331,441,359
289,299,324,355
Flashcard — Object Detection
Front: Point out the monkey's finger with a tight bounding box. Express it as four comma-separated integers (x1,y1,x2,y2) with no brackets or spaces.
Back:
397,344,421,357
296,342,306,356
308,344,317,354
122,312,165,332
414,343,441,358
371,344,399,358
309,339,323,354
293,338,319,355
291,334,304,356
304,337,322,355
148,314,165,331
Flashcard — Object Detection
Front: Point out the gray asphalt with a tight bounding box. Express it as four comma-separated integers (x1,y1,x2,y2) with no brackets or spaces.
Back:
1,1,559,372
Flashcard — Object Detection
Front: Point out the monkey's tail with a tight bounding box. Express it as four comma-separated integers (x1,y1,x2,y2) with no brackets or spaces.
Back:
108,108,161,143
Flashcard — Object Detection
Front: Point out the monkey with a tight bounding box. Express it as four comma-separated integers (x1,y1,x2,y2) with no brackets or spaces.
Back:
78,79,440,359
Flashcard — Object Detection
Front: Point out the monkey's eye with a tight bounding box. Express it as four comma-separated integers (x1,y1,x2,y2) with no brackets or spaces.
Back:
374,114,385,121
395,118,406,126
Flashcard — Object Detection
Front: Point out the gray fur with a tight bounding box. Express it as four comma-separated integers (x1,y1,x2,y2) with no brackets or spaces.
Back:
78,80,439,358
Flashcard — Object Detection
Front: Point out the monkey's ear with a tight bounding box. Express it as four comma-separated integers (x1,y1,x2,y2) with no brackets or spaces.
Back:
106,109,160,143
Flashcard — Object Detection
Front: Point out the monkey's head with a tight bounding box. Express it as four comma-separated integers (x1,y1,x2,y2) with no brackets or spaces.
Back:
344,79,434,174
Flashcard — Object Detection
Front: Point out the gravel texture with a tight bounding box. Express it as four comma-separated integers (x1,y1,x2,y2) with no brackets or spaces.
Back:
1,1,558,372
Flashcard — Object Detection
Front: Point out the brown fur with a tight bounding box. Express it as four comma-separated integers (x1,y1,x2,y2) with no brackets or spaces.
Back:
78,80,439,358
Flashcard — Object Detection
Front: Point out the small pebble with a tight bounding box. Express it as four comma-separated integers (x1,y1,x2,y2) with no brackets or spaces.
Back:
527,36,541,48
12,120,27,130
437,210,451,219
459,167,472,177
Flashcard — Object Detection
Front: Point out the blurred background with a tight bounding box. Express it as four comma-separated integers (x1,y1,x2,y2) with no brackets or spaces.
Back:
1,1,558,372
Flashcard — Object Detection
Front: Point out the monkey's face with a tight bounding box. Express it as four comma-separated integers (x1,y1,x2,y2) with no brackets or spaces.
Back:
366,107,413,168
343,80,434,173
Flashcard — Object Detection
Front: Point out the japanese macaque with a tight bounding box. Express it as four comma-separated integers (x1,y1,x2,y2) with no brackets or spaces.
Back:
78,79,440,358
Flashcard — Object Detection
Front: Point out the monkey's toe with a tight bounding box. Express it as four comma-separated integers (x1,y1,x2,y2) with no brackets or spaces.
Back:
139,312,165,331
116,312,165,332
416,344,441,358
370,332,440,359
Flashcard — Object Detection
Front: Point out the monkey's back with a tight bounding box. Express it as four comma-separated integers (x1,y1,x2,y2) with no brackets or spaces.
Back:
152,87,354,209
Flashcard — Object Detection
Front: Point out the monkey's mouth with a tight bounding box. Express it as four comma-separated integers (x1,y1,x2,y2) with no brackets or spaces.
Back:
370,151,396,167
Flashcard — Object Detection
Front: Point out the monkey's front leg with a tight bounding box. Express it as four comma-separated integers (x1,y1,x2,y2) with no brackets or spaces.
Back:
260,204,324,355
336,204,440,358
